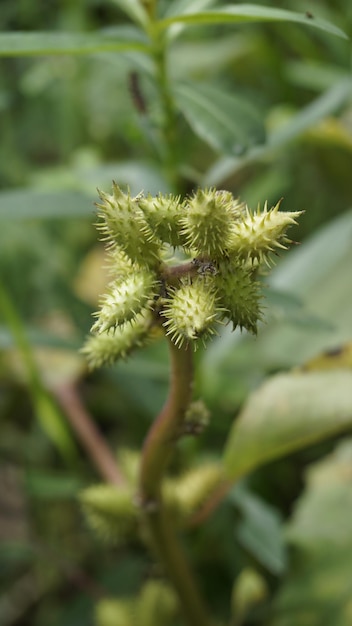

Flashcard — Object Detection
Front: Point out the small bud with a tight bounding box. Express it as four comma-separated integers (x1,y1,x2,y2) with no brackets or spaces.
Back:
182,399,210,435
95,598,134,626
165,462,224,522
231,568,268,624
91,269,156,333
136,580,178,626
161,278,220,348
217,262,262,333
81,310,153,369
80,484,137,544
181,188,245,257
139,193,186,247
228,201,302,265
96,183,161,267
118,448,140,486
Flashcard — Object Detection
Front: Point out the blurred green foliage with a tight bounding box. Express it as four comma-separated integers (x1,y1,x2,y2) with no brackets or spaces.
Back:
0,1,351,625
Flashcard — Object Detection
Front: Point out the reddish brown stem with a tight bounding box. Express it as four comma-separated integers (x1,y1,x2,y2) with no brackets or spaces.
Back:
188,480,232,528
52,382,125,487
139,340,212,626
139,340,193,501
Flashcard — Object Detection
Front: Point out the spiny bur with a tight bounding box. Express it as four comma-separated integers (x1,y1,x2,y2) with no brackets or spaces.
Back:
231,568,268,624
164,461,224,524
80,484,138,544
82,185,302,366
91,269,157,334
96,183,161,267
82,310,153,369
228,200,301,265
138,192,185,247
181,188,245,257
161,278,221,348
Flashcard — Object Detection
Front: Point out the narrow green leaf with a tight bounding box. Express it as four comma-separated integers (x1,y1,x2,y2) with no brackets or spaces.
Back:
163,0,216,18
109,0,149,29
205,78,351,185
268,79,352,149
286,60,349,92
170,33,255,79
0,325,80,350
0,27,149,57
255,209,352,366
25,471,83,499
263,287,334,332
223,370,352,481
34,392,79,463
174,82,265,155
0,190,93,219
0,284,77,462
158,5,348,40
0,163,169,220
163,0,218,40
231,485,287,574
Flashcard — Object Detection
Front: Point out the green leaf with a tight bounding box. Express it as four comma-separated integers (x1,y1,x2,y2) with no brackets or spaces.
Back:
170,33,255,79
263,287,334,332
158,5,348,40
0,283,78,462
163,0,216,18
255,208,352,367
75,160,170,196
163,0,218,41
174,82,265,156
0,162,170,220
205,77,351,185
109,0,149,28
223,370,352,481
285,60,349,92
231,484,287,574
0,189,93,219
268,80,351,150
0,325,80,350
25,471,83,499
0,27,149,57
272,439,352,626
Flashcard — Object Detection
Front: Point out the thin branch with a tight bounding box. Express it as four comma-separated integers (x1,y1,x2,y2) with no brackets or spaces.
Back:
188,480,232,528
52,382,126,487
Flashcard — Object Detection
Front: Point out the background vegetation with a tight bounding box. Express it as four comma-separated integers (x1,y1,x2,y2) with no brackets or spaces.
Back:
0,1,351,625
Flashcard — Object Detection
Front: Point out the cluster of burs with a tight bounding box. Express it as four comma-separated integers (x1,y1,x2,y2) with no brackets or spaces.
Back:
82,184,301,368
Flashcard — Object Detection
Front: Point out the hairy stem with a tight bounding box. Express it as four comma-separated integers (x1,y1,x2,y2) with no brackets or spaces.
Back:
140,340,193,499
147,507,212,626
139,340,212,626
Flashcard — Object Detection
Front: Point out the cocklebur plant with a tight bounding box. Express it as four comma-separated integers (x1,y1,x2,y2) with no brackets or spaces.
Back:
81,184,301,626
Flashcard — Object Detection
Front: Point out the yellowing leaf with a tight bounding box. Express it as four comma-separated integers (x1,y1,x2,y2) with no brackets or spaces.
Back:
272,439,352,626
223,370,352,481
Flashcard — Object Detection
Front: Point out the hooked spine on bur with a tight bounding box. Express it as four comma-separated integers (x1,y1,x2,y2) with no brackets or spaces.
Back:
82,185,302,367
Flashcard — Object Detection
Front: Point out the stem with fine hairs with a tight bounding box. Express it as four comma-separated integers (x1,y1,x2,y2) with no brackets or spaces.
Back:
139,339,212,626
